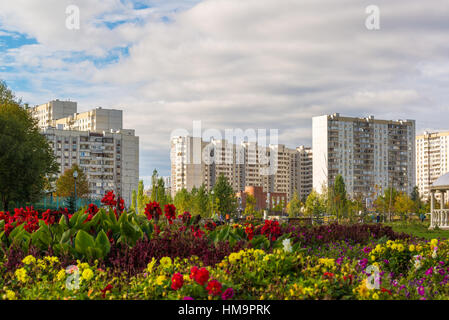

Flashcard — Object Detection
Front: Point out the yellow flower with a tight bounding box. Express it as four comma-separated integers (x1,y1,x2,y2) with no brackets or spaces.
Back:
409,245,415,252
44,256,59,266
370,255,376,261
22,255,36,265
15,268,29,283
147,258,157,273
430,239,438,248
228,253,240,264
57,269,66,282
81,269,94,282
4,290,16,300
159,257,172,269
356,281,369,298
156,275,167,286
372,293,379,300
37,259,47,270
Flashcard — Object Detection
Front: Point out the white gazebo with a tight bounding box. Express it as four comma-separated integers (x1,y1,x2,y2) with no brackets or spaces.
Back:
430,172,449,229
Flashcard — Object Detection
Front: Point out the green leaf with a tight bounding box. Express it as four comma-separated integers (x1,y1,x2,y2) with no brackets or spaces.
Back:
74,230,95,255
60,230,72,244
95,230,111,257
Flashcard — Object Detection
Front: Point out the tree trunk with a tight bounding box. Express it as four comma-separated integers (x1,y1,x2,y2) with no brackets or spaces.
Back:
2,197,8,212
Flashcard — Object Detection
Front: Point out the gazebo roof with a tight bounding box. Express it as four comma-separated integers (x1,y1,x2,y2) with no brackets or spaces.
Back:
431,172,449,190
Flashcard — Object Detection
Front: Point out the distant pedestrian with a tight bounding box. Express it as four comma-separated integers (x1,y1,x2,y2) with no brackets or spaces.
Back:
420,213,425,223
376,214,380,223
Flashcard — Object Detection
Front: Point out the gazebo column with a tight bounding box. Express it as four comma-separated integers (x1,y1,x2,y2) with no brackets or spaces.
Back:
441,191,445,226
430,191,435,228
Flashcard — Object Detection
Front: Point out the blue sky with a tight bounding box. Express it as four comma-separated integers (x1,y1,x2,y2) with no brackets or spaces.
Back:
1,0,449,188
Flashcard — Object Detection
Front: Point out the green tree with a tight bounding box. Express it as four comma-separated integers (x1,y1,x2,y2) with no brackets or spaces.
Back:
55,165,89,198
155,177,167,207
304,189,324,219
136,180,146,214
213,174,237,216
394,192,414,220
375,187,398,221
192,184,210,216
0,81,59,211
411,186,425,214
333,175,348,222
244,193,257,216
130,189,137,212
174,188,192,214
287,190,302,218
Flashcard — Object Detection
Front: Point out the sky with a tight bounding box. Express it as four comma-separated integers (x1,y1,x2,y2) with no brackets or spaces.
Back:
1,0,449,187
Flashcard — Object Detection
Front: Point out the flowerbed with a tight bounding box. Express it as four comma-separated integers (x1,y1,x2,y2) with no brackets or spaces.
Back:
1,192,447,300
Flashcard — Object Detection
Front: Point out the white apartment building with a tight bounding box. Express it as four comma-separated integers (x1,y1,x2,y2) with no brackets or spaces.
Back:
313,113,415,202
31,101,139,206
416,131,449,200
31,100,77,129
170,136,313,201
54,107,123,132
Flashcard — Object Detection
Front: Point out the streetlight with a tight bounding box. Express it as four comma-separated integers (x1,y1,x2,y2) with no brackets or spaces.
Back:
265,192,270,220
73,170,78,213
211,190,215,219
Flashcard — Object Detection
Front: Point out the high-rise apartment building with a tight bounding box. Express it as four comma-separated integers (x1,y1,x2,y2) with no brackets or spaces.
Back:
54,107,123,132
416,131,449,200
30,101,139,206
31,100,78,129
312,113,415,201
170,136,313,202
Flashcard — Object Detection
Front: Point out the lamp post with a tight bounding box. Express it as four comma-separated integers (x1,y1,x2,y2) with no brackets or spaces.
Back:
265,192,270,220
73,170,78,213
211,190,215,219
237,195,242,220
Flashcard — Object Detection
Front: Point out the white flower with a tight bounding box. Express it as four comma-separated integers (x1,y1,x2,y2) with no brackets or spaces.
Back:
282,238,292,253
432,248,437,259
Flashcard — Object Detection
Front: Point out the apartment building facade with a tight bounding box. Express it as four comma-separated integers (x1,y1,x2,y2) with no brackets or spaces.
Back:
313,113,415,202
170,136,313,202
31,100,77,129
31,101,139,206
416,131,449,200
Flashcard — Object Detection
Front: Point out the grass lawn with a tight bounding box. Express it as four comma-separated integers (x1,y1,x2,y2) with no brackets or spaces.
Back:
384,221,449,240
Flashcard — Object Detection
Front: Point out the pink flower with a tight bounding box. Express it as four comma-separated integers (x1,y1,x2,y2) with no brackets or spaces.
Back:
221,288,234,300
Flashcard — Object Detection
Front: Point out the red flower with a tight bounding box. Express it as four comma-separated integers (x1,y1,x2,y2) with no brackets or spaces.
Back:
42,209,60,225
190,266,199,280
204,221,217,231
100,284,113,298
245,224,254,240
194,229,205,239
171,273,184,291
194,267,209,286
164,204,177,224
323,272,334,279
206,280,222,296
381,287,392,295
178,212,191,224
101,191,117,207
4,223,14,237
261,220,281,241
144,202,162,221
